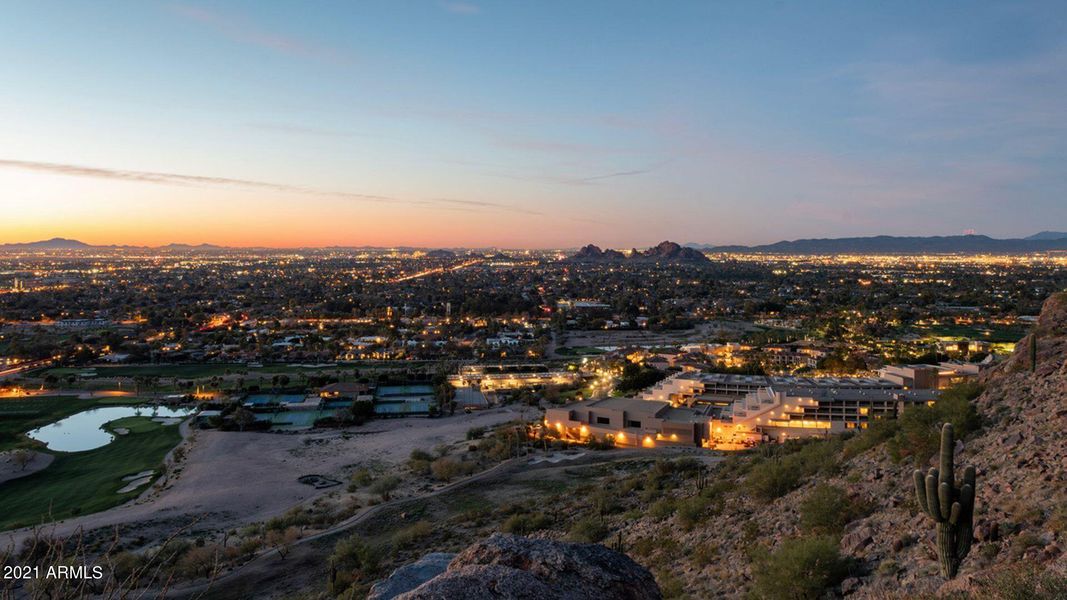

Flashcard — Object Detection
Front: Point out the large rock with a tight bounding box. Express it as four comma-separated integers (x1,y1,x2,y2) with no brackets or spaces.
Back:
394,534,662,600
368,552,455,600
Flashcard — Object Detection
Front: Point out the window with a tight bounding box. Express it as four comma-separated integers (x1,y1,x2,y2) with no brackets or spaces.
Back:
596,416,610,425
625,419,642,428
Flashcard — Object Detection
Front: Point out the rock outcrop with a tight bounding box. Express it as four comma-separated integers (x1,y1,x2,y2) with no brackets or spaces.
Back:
387,534,662,600
569,244,627,262
567,241,709,264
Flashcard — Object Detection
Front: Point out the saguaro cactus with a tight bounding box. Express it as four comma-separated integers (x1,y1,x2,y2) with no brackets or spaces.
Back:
913,423,976,578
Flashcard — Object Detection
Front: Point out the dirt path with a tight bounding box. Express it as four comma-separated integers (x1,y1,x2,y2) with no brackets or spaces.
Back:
166,456,528,599
167,448,714,599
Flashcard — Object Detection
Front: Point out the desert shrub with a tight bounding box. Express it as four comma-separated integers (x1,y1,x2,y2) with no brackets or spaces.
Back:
876,558,900,577
466,426,487,440
977,566,1067,599
671,457,703,474
108,551,144,583
842,418,899,460
174,545,218,579
650,497,679,519
350,468,374,488
368,475,401,500
501,512,553,535
236,537,262,557
888,382,982,464
747,438,844,501
799,484,868,535
392,521,433,549
431,456,476,481
675,496,711,530
656,569,686,599
746,460,801,502
568,516,609,543
409,448,433,462
1009,531,1044,560
330,536,383,574
590,488,621,515
751,535,850,600
690,544,718,568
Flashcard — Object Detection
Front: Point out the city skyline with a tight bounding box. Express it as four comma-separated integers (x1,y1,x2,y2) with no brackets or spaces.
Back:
3,1,1066,248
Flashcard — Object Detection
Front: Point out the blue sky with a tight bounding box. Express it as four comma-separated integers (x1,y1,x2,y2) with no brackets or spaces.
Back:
1,1,1065,247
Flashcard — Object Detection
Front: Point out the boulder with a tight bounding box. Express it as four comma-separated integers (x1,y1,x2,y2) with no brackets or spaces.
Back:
395,534,662,600
368,552,455,600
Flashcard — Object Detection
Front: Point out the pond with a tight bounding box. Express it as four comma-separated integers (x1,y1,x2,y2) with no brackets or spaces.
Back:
27,406,194,452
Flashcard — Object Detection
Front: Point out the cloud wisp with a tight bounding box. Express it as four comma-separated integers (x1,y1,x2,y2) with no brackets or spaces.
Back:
169,4,345,63
0,159,541,215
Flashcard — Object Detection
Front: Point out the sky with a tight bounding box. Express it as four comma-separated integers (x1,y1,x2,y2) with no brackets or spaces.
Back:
1,1,1066,248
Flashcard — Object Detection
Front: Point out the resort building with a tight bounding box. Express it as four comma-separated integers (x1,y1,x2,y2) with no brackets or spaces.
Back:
638,372,898,406
319,382,373,402
449,363,581,390
551,371,942,449
705,385,937,448
877,362,985,390
544,397,708,448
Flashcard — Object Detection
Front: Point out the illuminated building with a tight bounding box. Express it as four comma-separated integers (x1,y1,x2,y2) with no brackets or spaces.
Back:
544,397,707,448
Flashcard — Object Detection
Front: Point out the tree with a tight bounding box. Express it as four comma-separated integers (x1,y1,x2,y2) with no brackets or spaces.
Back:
12,449,33,471
232,406,256,432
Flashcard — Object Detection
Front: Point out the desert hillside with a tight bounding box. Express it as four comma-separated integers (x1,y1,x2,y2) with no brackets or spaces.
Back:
625,292,1067,598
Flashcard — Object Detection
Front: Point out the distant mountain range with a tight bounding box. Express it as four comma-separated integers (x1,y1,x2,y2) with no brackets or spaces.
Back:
4,233,1067,255
568,241,711,263
0,238,227,252
707,234,1067,254
1,237,95,250
1025,231,1067,241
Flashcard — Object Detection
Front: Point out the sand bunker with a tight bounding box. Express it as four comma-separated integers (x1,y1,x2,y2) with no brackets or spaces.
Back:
117,476,153,494
122,470,155,481
0,451,55,484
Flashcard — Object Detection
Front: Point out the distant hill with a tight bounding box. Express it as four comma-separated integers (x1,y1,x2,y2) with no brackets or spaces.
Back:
1025,231,1067,241
709,234,1067,254
569,244,627,261
157,243,224,251
0,237,93,250
568,241,710,263
426,249,456,259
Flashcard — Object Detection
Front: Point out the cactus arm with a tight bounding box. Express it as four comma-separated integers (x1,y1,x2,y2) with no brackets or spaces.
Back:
939,482,954,523
939,424,955,490
925,473,943,521
914,470,929,513
962,466,975,491
949,501,961,525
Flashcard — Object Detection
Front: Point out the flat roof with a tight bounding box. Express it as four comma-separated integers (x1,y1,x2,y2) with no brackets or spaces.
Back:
674,372,898,388
564,396,670,415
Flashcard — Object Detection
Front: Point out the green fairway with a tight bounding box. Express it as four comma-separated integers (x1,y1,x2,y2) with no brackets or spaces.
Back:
0,417,183,530
915,324,1027,344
